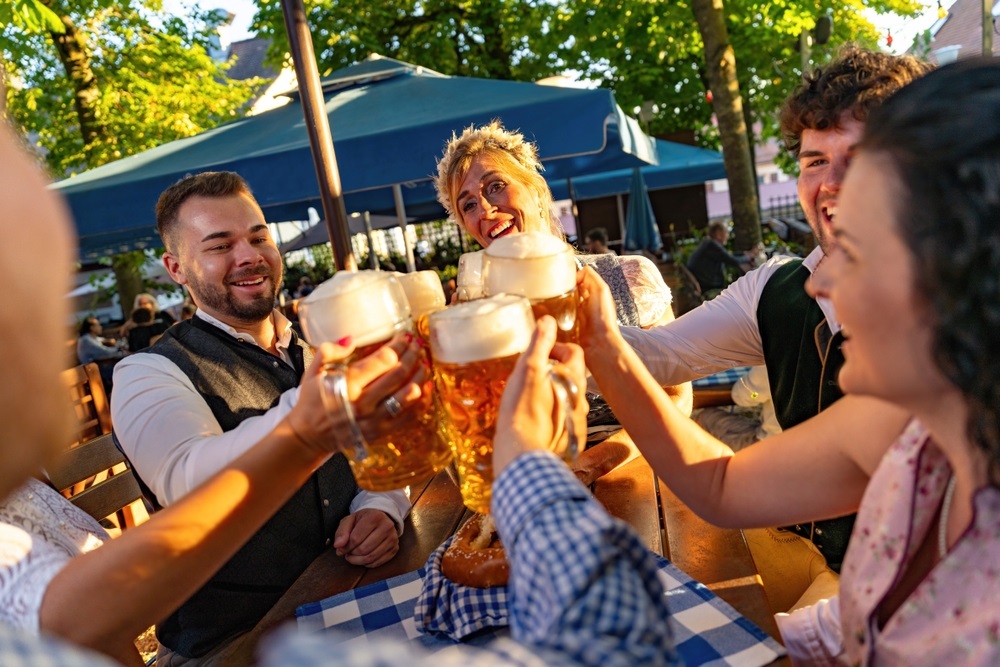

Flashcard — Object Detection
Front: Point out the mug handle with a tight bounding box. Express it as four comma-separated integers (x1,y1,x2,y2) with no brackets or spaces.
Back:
320,364,369,462
547,364,583,463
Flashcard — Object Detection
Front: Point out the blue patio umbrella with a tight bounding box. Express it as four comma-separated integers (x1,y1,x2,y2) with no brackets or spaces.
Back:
623,167,663,253
51,55,658,262
547,139,725,201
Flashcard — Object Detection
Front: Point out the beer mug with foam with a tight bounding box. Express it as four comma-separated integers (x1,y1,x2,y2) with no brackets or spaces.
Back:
429,294,582,513
395,271,446,344
298,271,452,491
481,232,579,343
455,250,485,302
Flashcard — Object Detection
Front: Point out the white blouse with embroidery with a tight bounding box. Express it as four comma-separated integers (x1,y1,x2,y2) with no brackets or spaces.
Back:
0,478,108,633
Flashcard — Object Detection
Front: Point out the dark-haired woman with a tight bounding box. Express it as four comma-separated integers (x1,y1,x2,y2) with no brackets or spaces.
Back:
576,58,1000,665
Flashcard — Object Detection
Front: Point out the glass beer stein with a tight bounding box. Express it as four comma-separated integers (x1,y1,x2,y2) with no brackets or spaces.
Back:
429,294,582,513
298,271,452,491
455,250,485,302
481,232,579,343
395,270,446,345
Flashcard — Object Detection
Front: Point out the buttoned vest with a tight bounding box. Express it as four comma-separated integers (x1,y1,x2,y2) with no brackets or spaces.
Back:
147,317,358,657
757,260,854,571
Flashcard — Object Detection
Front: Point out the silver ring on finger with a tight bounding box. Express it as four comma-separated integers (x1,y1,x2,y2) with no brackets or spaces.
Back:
383,395,403,418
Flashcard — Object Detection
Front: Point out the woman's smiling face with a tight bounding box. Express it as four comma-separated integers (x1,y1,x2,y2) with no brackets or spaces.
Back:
454,154,549,248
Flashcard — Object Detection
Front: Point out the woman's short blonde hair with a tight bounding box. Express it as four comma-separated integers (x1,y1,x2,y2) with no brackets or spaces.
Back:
435,121,563,238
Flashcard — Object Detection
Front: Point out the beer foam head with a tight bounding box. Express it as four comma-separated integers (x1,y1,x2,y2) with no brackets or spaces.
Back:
429,294,534,364
483,232,576,299
396,271,446,317
300,270,410,347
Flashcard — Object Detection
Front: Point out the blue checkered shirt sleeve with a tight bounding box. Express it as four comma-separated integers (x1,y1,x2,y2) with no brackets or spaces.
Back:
492,450,678,666
264,450,678,667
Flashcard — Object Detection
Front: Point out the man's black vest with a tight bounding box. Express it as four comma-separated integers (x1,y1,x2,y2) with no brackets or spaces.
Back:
147,317,358,657
757,260,854,571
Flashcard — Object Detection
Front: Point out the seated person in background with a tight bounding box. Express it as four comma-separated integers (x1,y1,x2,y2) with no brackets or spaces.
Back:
125,306,170,352
120,292,175,340
585,227,615,255
0,114,428,666
577,58,1000,664
685,220,752,298
76,316,125,392
76,317,123,365
112,171,411,663
295,275,315,299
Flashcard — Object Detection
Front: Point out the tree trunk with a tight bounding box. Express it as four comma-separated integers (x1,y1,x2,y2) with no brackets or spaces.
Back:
43,6,105,158
112,253,145,321
690,0,761,252
44,3,145,310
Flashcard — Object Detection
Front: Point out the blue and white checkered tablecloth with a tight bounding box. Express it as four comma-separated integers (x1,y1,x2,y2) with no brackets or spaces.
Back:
296,555,785,666
692,367,752,389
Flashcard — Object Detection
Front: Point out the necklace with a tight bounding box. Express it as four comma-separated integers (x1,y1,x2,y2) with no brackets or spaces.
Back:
938,475,958,560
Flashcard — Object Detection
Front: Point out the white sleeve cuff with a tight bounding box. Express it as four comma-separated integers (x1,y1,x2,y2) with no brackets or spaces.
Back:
350,489,411,535
775,596,844,666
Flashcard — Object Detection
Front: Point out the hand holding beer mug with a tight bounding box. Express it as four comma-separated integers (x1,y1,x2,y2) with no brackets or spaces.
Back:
298,271,453,491
455,250,485,302
429,295,583,513
493,315,589,476
481,232,579,343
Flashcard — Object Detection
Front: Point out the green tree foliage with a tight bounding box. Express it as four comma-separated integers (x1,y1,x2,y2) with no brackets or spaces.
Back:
2,1,262,315
251,0,568,80
558,0,921,158
2,0,261,177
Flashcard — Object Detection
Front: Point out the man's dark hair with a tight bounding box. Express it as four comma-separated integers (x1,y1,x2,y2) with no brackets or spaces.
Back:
859,57,1000,485
155,171,254,251
586,227,609,244
131,307,153,325
779,45,933,159
78,317,97,338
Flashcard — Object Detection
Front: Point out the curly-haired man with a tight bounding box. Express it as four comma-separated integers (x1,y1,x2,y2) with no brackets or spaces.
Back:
619,45,932,604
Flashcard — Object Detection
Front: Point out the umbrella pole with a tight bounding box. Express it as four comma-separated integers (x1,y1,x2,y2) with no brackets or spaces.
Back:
393,184,416,272
616,194,626,247
280,0,356,272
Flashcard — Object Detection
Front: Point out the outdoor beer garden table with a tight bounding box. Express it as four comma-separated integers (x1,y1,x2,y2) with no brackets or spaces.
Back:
214,430,788,666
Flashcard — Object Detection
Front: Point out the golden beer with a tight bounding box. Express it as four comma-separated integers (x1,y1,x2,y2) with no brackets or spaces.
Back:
482,232,580,343
299,271,453,491
434,353,519,513
429,295,535,512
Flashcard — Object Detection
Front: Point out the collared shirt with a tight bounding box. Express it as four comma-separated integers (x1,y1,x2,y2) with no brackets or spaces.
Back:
620,247,839,385
76,334,121,365
262,451,679,667
111,309,409,527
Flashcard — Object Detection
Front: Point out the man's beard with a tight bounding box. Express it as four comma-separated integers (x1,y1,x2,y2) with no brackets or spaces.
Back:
188,266,282,324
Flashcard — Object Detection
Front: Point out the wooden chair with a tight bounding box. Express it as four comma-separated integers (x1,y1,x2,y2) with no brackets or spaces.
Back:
46,433,147,532
56,363,150,532
61,362,112,446
674,263,706,315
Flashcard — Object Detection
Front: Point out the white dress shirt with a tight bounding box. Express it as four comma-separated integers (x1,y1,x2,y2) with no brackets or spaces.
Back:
111,309,410,529
620,247,839,385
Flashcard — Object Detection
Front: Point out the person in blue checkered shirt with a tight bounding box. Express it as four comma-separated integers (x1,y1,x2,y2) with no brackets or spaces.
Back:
262,316,680,667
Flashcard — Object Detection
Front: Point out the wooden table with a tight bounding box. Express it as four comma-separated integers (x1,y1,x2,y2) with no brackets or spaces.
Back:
216,437,785,665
